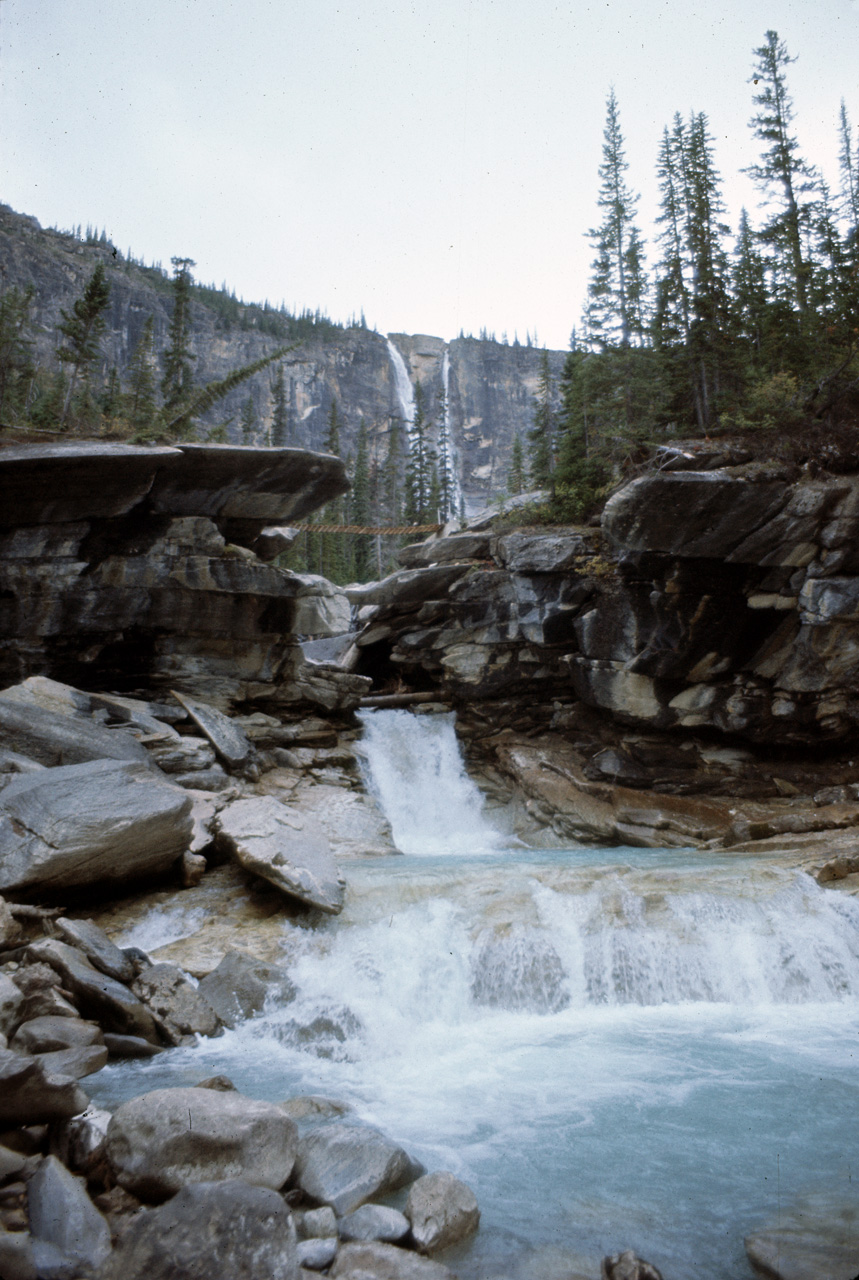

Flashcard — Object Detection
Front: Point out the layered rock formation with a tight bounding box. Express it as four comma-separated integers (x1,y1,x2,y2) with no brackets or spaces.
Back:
352,462,859,747
0,440,367,710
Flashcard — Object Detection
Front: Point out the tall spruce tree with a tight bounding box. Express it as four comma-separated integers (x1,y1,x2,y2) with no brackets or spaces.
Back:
161,257,196,413
125,315,157,437
746,31,814,315
528,349,556,488
351,418,373,580
57,263,111,426
586,89,649,350
270,363,289,446
0,285,35,422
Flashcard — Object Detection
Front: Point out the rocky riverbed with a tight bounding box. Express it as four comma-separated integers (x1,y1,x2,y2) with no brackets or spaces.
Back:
1,440,859,1278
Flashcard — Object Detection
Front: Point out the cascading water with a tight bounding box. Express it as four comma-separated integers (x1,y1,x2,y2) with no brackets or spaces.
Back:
354,709,503,856
91,711,859,1280
386,336,416,429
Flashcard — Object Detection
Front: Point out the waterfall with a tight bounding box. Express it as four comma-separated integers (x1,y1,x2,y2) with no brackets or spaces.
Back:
440,349,463,519
385,336,416,429
91,710,859,1280
355,709,503,856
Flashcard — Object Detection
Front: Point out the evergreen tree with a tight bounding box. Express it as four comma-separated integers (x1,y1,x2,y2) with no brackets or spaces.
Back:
528,349,556,488
125,315,158,437
351,418,373,580
435,381,456,521
838,100,859,240
270,363,289,446
732,208,771,365
161,257,196,413
507,432,526,495
746,31,814,315
404,382,436,522
321,400,347,581
239,395,257,444
0,285,35,422
586,89,649,350
57,263,111,426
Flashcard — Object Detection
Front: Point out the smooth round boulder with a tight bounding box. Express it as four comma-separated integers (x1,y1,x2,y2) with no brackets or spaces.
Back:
405,1171,480,1254
98,1178,299,1280
105,1086,298,1201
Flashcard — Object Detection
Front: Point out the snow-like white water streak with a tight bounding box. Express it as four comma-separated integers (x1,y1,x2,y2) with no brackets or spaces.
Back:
441,349,463,519
355,709,503,855
92,712,859,1280
385,336,415,429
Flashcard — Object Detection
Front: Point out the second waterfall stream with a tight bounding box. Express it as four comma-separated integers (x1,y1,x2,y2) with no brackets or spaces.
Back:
94,709,859,1280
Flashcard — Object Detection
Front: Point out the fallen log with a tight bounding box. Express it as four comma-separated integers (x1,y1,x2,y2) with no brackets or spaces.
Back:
358,691,447,709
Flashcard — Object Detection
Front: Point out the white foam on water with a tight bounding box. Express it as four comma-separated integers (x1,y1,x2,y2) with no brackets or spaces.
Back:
116,905,208,955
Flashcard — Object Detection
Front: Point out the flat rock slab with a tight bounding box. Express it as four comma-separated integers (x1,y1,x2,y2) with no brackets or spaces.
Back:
331,1241,456,1279
27,938,159,1041
745,1198,859,1280
105,1086,299,1201
0,759,193,893
216,796,345,914
171,690,252,768
0,695,149,767
98,1178,299,1280
293,1123,423,1217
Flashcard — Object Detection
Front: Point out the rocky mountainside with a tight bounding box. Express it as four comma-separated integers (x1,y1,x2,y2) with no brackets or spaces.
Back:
0,204,565,511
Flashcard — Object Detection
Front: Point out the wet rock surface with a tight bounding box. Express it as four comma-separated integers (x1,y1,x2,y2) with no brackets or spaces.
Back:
293,1123,425,1216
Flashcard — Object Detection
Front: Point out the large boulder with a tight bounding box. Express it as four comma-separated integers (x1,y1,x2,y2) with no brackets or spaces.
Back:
130,964,222,1042
105,1086,299,1201
98,1178,299,1280
0,695,149,767
216,796,345,914
55,918,136,984
27,1154,111,1273
293,1123,423,1217
0,760,193,893
405,1171,480,1253
0,1048,89,1125
196,951,295,1029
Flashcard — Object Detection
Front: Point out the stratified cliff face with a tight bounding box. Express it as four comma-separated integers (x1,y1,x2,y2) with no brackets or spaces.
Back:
0,205,564,511
349,461,859,749
0,441,367,711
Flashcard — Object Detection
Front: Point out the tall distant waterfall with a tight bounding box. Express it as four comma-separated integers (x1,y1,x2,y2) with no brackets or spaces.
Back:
91,711,859,1280
385,336,416,428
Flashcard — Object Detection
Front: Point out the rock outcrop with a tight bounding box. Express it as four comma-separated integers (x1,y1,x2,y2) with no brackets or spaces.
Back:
353,465,859,748
0,441,368,712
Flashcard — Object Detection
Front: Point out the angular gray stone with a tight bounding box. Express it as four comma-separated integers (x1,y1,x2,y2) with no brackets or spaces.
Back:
297,1238,339,1271
131,963,221,1040
55,918,136,983
0,895,25,950
0,972,24,1037
294,1123,423,1217
339,1204,410,1243
27,939,160,1041
27,1154,111,1271
146,736,217,773
54,1107,112,1175
11,1015,103,1054
35,1043,109,1079
172,692,253,769
405,1171,480,1253
196,950,295,1029
216,796,345,914
0,1049,89,1125
97,1178,299,1280
0,760,193,893
0,1227,36,1280
105,1086,298,1201
103,1033,163,1059
296,1206,338,1239
495,530,595,572
601,1251,664,1280
331,1241,455,1279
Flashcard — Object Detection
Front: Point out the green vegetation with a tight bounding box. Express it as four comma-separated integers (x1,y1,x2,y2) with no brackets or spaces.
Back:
541,30,859,526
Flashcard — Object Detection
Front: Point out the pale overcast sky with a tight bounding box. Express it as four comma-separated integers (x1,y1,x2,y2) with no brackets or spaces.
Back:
1,0,857,350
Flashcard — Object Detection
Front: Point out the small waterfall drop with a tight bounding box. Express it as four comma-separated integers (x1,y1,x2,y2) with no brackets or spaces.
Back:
441,349,463,518
356,709,503,856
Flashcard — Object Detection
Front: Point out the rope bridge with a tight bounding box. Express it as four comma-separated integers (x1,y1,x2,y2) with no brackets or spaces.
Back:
291,523,444,535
